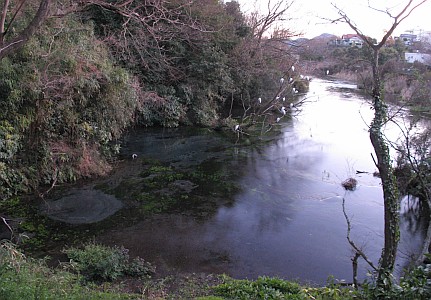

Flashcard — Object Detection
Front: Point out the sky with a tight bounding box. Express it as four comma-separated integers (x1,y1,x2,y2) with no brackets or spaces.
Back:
236,0,431,39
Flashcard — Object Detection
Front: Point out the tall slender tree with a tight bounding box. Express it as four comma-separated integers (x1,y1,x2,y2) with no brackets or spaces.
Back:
333,0,429,289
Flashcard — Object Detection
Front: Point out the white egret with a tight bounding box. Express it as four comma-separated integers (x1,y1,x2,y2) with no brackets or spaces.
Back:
282,97,286,102
258,97,262,104
326,69,329,75
291,65,295,72
289,103,293,108
292,87,296,93
276,96,280,100
280,77,285,84
132,154,138,160
300,74,304,79
276,117,281,123
289,77,293,83
234,124,240,131
280,106,286,115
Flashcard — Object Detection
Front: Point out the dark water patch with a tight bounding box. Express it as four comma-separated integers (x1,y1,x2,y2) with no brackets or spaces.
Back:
40,188,123,224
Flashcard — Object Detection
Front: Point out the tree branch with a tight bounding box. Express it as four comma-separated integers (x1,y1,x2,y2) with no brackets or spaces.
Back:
0,0,51,60
342,197,378,274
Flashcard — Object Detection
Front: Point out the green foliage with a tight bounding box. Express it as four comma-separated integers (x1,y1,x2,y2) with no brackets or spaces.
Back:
379,47,402,65
359,264,431,299
214,276,303,299
213,276,357,300
0,242,136,299
64,242,154,282
0,14,140,199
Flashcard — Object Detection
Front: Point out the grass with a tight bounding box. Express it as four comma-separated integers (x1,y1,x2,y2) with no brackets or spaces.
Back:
0,241,138,300
3,240,431,299
0,241,355,300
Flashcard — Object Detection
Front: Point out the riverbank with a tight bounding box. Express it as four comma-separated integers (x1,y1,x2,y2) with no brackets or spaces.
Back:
3,240,431,299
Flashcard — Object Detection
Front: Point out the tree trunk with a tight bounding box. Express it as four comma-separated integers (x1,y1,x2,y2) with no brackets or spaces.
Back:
0,0,51,60
369,49,400,286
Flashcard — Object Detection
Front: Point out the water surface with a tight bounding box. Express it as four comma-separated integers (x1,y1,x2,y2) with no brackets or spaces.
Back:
60,79,429,284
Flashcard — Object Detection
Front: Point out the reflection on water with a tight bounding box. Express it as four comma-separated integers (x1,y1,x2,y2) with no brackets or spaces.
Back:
100,79,427,284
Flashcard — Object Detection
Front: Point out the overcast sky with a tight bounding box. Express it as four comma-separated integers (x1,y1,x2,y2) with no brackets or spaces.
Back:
236,0,431,39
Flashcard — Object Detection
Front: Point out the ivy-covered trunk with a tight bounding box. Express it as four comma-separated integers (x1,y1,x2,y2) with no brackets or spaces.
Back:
369,50,400,287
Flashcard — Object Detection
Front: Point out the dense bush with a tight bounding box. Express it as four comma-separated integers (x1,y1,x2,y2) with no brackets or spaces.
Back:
0,15,139,199
0,241,134,299
64,242,155,282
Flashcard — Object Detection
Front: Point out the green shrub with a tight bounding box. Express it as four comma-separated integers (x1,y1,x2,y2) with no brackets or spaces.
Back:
0,241,134,299
65,243,129,281
125,257,156,278
64,242,154,282
359,264,431,300
214,276,303,299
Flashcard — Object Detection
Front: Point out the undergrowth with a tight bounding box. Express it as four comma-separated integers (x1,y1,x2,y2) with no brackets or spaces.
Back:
2,241,431,299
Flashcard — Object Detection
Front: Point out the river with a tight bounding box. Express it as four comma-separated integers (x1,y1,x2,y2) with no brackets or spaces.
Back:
43,78,428,284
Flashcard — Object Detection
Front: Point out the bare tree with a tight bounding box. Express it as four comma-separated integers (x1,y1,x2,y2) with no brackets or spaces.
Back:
332,0,429,289
248,0,295,43
228,0,312,135
0,0,203,61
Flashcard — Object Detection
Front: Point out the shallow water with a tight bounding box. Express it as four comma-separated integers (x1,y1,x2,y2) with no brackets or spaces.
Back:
48,78,428,284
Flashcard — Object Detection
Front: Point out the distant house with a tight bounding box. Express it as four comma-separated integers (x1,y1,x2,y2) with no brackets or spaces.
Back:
399,33,418,46
405,52,431,65
341,34,363,47
329,34,363,48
